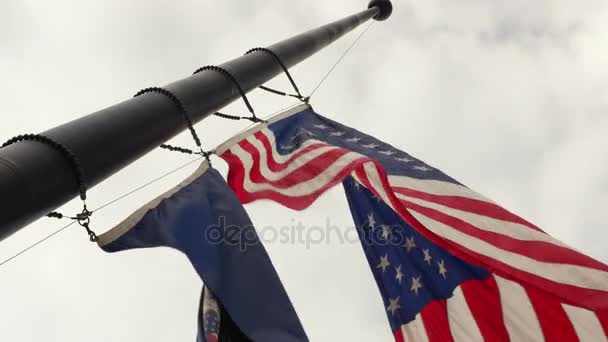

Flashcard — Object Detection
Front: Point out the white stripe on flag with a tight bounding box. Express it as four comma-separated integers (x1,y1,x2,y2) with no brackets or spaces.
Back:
447,286,483,342
214,103,309,155
396,194,565,246
363,162,396,211
408,211,608,292
562,304,608,342
401,313,430,342
230,143,366,196
259,128,323,163
259,128,321,163
388,175,491,203
494,275,544,341
351,171,364,188
247,136,338,178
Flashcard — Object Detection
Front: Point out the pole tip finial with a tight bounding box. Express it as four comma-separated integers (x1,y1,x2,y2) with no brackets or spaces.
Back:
368,0,393,21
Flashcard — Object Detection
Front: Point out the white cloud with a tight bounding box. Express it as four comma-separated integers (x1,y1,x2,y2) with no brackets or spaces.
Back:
1,0,607,341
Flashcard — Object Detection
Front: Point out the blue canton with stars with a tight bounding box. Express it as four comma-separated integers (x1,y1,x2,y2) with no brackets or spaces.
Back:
269,108,461,185
342,176,490,332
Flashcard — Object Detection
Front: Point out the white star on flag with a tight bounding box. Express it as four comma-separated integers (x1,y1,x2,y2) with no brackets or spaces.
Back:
330,131,345,136
396,156,412,163
289,129,315,142
395,266,404,284
438,259,448,279
301,128,316,136
410,276,423,295
379,150,395,156
413,165,432,171
313,124,328,130
377,254,390,273
403,236,416,252
387,297,401,315
423,249,432,265
381,225,392,239
362,143,379,149
346,137,361,143
367,213,376,229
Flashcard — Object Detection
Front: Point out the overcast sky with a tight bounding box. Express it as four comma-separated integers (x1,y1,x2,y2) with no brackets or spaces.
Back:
1,1,607,341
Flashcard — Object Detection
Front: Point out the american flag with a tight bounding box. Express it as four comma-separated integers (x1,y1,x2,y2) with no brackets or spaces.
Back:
217,104,608,340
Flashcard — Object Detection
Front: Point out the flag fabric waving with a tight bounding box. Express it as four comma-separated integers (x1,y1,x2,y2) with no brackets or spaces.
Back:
343,175,600,341
217,103,608,341
98,162,307,342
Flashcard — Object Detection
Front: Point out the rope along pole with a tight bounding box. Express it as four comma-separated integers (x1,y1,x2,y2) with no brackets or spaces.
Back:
308,20,376,99
92,157,203,213
0,221,78,269
0,157,203,269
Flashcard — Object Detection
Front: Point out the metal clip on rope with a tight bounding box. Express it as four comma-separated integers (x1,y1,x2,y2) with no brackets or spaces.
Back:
76,207,96,242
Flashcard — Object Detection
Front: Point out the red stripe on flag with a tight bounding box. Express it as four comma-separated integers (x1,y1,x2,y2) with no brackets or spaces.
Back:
525,285,578,341
460,277,510,341
391,187,542,231
221,149,366,210
240,138,352,188
420,300,454,342
352,167,377,201
222,150,251,201
356,163,408,216
397,198,608,271
393,327,405,342
253,132,331,172
597,310,608,337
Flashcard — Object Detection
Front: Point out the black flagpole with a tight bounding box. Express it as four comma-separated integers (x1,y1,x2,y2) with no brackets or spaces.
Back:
0,1,393,241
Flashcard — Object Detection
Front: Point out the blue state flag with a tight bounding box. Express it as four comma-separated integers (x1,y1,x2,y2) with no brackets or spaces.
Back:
97,162,308,342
